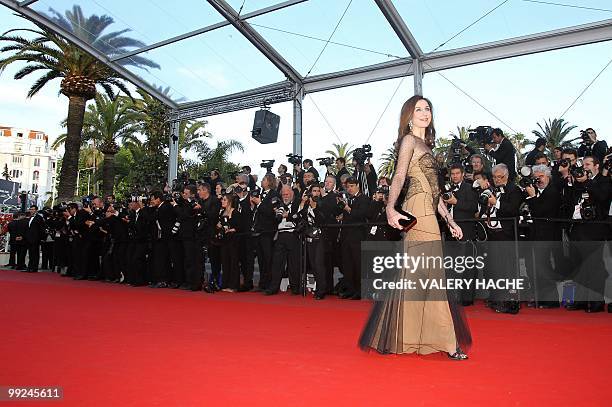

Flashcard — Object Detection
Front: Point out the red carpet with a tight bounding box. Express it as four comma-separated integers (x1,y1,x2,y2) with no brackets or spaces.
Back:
0,269,609,406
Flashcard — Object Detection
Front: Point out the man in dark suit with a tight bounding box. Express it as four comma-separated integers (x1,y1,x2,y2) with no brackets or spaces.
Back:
25,205,45,273
4,213,22,268
485,128,517,183
172,185,202,291
334,157,349,190
484,164,523,313
338,177,369,299
565,156,611,312
320,175,342,294
231,178,253,292
125,199,151,286
250,174,279,291
196,182,221,291
302,159,320,181
443,164,479,305
523,164,563,308
577,128,608,163
524,138,547,166
149,191,177,287
265,185,302,295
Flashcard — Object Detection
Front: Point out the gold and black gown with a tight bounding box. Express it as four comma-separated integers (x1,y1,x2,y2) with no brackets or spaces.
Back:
359,152,472,354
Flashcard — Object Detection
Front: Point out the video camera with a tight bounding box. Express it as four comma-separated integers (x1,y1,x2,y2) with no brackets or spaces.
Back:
468,126,494,146
579,129,594,145
287,154,302,166
260,159,275,174
317,157,335,167
579,192,596,220
353,144,373,166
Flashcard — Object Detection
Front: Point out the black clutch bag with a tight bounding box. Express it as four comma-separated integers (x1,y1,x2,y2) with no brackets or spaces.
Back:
394,205,417,232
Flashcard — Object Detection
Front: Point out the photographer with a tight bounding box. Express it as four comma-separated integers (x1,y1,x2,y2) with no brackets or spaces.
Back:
8,212,27,270
320,175,342,294
577,128,608,163
352,158,377,198
522,165,562,308
334,157,349,188
366,185,399,242
485,128,517,183
84,197,106,280
250,174,279,291
209,169,221,192
25,205,45,273
525,138,547,166
298,183,327,299
216,193,241,292
172,185,203,291
338,177,369,299
302,158,319,181
265,185,301,295
553,148,579,218
241,166,257,190
464,154,488,182
98,203,129,283
482,164,522,314
196,182,222,292
442,164,479,305
565,156,611,312
150,191,184,289
533,152,550,167
125,199,150,286
231,178,255,292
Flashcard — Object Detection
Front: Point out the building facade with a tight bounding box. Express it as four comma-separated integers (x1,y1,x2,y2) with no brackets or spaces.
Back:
0,126,58,207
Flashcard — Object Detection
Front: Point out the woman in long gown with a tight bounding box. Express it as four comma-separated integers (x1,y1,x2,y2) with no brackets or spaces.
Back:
359,95,472,360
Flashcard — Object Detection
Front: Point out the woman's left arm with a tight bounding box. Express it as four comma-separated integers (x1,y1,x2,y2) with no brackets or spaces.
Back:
437,197,463,239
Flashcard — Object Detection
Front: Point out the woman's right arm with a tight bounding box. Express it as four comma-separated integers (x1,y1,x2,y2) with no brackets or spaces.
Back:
386,136,415,229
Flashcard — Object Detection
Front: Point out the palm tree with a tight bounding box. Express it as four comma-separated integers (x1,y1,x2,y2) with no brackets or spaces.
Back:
324,142,355,173
82,94,142,196
507,132,529,168
0,6,159,201
532,118,577,151
377,147,397,178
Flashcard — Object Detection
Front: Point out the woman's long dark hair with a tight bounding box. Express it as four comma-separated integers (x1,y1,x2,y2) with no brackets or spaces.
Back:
394,95,436,156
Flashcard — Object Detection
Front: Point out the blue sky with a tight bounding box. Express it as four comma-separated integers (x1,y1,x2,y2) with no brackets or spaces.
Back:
1,0,611,181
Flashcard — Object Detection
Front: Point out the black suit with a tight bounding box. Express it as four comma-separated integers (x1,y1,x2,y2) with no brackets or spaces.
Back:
485,183,522,304
268,199,302,294
447,181,478,241
25,213,45,272
199,195,221,285
6,218,19,266
320,191,341,293
152,201,183,285
12,218,28,269
445,181,478,303
236,195,254,288
126,208,151,285
525,183,563,305
578,140,608,163
567,174,611,304
488,137,517,182
339,192,369,295
335,167,349,189
252,189,279,290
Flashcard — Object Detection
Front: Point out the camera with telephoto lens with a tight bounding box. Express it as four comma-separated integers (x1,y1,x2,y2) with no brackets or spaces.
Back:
478,189,494,206
441,183,459,201
249,187,261,198
317,157,335,167
570,161,586,179
518,166,537,189
376,185,390,197
353,144,373,165
287,154,302,165
579,129,593,145
336,190,350,211
579,192,596,220
468,126,494,146
558,158,571,168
